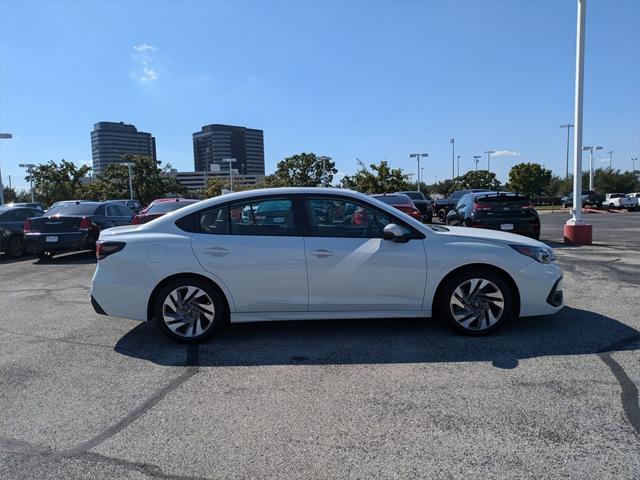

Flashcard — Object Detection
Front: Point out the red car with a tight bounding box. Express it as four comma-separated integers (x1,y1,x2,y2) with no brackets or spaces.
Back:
132,199,199,224
370,193,422,221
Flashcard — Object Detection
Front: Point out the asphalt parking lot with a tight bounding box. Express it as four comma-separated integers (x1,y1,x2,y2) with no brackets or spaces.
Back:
1,212,639,479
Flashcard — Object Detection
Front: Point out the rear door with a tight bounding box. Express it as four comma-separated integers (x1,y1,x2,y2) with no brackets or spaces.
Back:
190,196,308,312
302,195,426,312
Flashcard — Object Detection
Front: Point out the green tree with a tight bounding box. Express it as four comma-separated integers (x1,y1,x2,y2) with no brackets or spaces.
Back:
546,175,573,197
581,168,638,193
25,159,91,207
507,163,553,197
432,179,458,197
264,153,337,187
86,155,187,205
340,160,411,193
3,186,17,203
455,170,501,190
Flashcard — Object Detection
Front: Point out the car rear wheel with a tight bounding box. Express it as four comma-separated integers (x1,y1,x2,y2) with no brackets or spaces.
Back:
7,235,24,258
155,278,226,343
438,269,514,335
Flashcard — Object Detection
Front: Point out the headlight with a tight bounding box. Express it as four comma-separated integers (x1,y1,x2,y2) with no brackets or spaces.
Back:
510,244,556,264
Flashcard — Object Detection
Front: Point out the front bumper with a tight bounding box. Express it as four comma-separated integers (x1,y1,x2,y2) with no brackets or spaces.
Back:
515,261,564,317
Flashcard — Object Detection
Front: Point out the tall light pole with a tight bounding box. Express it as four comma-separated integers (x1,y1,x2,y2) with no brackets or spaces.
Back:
317,156,331,187
632,157,638,172
450,139,455,180
223,158,236,191
607,150,613,169
473,155,481,171
484,150,495,171
122,162,134,200
582,145,602,190
0,133,13,205
409,153,428,189
19,163,37,202
560,123,574,179
457,155,461,177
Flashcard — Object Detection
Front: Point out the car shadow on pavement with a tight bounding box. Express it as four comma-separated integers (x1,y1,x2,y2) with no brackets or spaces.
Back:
35,250,96,265
114,307,639,369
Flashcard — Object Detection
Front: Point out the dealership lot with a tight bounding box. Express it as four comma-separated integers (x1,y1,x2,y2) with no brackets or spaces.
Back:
1,213,639,479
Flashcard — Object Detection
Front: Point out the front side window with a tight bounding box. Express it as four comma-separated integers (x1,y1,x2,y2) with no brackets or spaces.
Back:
229,198,296,236
305,197,393,238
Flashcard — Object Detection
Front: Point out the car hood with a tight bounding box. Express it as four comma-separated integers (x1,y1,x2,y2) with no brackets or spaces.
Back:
426,225,547,248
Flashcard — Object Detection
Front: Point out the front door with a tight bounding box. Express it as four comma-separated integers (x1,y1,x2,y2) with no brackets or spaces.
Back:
303,196,427,311
190,196,308,312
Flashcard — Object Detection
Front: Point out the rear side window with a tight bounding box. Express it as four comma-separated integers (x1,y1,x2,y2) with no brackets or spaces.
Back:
198,206,230,234
229,198,296,236
116,205,133,216
106,205,120,216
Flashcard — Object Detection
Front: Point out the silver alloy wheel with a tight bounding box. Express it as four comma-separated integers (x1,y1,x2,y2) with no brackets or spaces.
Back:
449,278,505,331
162,286,215,338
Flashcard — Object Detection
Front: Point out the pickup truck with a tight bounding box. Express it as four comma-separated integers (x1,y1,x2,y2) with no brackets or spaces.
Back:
625,193,640,211
561,190,603,209
602,193,636,210
433,189,493,221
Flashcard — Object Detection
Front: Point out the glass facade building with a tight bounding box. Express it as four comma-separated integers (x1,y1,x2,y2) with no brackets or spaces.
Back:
193,124,264,175
91,122,157,175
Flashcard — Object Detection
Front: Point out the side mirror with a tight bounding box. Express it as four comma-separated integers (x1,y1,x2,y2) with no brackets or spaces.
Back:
383,223,408,243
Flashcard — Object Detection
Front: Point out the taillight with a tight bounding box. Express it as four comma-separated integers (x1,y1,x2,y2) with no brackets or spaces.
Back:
96,241,125,260
79,217,91,231
411,208,421,219
132,215,140,225
473,202,491,211
24,218,33,233
521,202,534,209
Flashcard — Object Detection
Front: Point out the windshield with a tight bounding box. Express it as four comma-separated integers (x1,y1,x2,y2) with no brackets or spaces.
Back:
403,192,425,201
44,204,99,216
373,195,410,206
147,200,197,214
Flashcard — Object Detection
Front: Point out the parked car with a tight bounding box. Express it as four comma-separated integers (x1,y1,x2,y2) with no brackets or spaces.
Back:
397,191,433,223
24,201,135,259
625,193,640,211
108,199,144,214
0,206,43,258
91,187,564,343
132,198,199,224
434,189,493,221
602,193,636,210
445,191,540,240
139,197,185,215
560,190,603,209
370,193,422,221
6,202,45,211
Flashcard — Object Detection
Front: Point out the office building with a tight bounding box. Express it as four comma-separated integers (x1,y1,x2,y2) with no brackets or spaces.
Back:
192,124,264,175
171,171,264,192
91,122,157,175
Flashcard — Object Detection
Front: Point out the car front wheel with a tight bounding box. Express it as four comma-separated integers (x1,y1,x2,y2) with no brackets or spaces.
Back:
155,278,226,343
438,269,514,335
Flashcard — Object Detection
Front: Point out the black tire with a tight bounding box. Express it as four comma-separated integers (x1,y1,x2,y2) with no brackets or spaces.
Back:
154,277,227,344
6,235,24,258
437,268,515,336
438,210,446,222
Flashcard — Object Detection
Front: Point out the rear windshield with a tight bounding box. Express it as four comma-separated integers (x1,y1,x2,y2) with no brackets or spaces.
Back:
373,195,410,205
147,200,197,214
403,192,425,201
45,204,99,216
474,194,530,205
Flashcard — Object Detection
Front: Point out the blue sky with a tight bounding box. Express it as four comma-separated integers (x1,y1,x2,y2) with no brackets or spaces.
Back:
1,0,639,191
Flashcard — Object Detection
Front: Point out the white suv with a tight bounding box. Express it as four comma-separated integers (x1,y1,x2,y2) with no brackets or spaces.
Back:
625,193,640,211
603,193,636,210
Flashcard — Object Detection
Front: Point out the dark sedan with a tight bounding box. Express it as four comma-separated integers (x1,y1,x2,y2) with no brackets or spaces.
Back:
445,191,540,239
24,201,135,259
0,206,43,258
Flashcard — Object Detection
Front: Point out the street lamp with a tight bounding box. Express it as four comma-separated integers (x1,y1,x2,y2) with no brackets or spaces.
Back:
484,150,495,171
223,158,236,191
317,156,332,187
122,162,134,200
607,150,613,169
560,123,574,179
632,157,638,172
409,153,428,189
0,133,13,205
582,145,602,190
457,155,461,177
18,163,37,202
473,155,481,171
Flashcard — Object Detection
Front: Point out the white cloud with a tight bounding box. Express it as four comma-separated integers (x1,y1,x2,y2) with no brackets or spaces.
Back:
130,44,159,83
492,150,521,157
133,43,157,52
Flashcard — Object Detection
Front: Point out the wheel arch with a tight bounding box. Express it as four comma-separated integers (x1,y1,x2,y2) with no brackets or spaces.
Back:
431,263,521,317
147,272,231,322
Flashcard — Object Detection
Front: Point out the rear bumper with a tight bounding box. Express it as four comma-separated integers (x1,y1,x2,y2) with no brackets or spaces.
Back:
24,232,92,253
471,220,540,238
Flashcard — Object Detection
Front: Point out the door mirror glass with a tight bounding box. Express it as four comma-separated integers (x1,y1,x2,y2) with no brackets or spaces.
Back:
383,223,407,242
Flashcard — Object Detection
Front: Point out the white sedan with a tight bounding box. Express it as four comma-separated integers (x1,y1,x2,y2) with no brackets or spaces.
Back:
91,188,564,343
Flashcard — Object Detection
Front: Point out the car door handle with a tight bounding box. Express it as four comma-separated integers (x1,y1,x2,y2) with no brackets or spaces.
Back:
309,249,334,258
204,246,230,256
